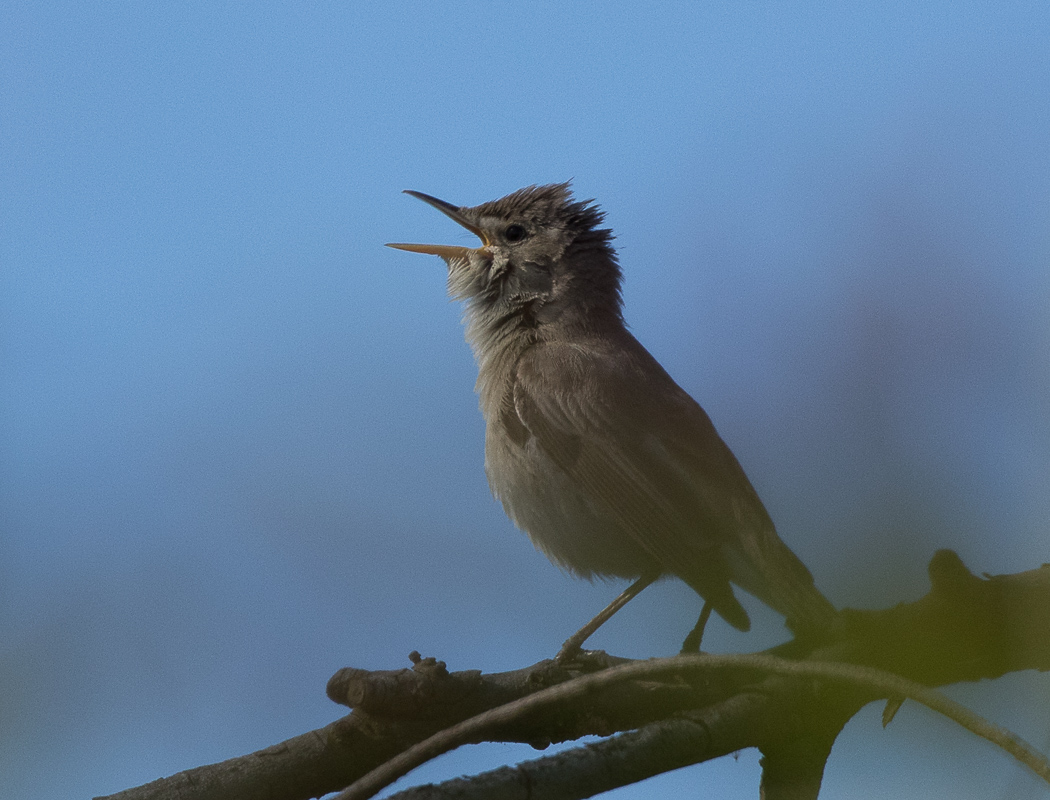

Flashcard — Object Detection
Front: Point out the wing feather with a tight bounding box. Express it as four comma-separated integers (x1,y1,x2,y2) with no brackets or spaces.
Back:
512,338,759,628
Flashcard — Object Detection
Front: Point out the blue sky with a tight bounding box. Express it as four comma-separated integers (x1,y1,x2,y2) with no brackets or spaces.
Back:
3,3,1049,799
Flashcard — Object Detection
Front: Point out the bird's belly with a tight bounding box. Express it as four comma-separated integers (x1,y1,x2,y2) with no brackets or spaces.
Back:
484,432,658,579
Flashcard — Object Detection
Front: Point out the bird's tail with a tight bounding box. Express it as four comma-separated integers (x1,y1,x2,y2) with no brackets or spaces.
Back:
724,525,839,637
708,587,752,633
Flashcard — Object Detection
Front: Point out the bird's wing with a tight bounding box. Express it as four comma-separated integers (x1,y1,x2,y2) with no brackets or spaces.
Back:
512,338,764,624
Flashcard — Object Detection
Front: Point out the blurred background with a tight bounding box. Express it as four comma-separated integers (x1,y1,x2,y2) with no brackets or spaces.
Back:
3,3,1049,798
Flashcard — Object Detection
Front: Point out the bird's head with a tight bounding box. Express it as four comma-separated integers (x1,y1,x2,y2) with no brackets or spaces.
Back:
388,183,623,331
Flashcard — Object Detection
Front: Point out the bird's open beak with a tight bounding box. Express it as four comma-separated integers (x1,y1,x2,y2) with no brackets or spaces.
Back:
386,190,490,260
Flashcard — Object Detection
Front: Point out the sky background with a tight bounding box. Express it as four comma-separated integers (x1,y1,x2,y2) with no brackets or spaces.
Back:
3,3,1050,799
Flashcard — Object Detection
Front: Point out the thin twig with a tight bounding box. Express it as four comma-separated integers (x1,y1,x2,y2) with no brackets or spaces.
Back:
334,653,1050,800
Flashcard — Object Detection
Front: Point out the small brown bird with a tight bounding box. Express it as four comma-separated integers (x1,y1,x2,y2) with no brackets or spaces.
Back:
389,183,836,654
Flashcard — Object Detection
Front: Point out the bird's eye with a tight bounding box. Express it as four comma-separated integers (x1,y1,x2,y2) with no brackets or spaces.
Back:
503,224,528,242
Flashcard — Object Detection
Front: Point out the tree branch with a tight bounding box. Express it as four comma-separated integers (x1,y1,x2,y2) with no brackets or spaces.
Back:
335,653,1050,800
382,698,772,800
95,551,1050,800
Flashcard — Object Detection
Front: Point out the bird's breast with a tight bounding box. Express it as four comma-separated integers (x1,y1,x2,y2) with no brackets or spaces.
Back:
482,412,659,580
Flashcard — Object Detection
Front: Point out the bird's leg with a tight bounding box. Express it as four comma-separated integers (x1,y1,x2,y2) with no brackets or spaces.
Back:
679,602,713,654
556,572,658,663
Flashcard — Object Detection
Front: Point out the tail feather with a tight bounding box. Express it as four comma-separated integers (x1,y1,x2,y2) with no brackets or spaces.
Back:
680,576,753,632
711,589,751,633
724,525,839,636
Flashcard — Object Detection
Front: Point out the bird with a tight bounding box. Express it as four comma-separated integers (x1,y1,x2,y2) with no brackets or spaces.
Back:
388,182,837,655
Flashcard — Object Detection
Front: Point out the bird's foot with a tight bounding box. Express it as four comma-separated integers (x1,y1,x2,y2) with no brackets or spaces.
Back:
679,602,712,654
